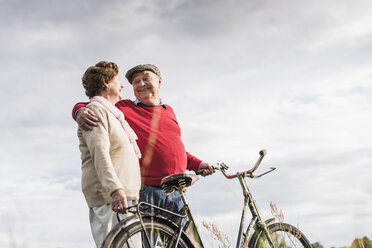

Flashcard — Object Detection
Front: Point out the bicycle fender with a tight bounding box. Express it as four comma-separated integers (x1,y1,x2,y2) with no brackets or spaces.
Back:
101,214,139,248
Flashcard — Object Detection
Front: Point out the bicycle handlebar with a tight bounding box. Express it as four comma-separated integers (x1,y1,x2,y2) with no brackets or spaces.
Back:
215,149,268,179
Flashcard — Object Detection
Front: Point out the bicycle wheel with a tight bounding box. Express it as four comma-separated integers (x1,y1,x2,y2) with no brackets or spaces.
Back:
111,217,193,248
249,222,313,248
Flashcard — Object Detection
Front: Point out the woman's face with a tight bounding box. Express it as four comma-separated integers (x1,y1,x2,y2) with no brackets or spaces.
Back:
105,74,124,102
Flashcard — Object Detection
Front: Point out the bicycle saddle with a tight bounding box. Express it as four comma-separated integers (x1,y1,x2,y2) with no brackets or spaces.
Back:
161,173,199,194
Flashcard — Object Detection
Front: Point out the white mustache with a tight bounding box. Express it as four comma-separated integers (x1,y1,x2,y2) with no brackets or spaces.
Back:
139,86,151,91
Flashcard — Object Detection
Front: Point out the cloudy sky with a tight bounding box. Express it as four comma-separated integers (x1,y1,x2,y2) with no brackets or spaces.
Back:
1,0,371,247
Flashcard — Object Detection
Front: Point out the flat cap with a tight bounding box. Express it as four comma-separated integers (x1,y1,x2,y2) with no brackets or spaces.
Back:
125,64,161,84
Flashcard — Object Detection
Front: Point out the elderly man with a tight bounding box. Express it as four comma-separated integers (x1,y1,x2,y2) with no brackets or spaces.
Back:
73,64,214,217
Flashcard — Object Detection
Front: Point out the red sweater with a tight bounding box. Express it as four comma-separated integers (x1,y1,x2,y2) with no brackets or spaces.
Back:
73,100,202,186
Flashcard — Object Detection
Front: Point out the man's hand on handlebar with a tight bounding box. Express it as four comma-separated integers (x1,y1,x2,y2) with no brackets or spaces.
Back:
197,162,215,177
76,108,99,131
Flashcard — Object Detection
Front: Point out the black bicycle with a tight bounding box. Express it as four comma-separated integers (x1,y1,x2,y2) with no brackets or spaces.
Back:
102,149,313,248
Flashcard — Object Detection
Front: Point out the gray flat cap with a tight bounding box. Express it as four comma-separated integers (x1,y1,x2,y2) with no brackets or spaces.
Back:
125,64,161,84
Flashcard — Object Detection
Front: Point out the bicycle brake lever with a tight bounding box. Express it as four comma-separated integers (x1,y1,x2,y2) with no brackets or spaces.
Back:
251,167,276,179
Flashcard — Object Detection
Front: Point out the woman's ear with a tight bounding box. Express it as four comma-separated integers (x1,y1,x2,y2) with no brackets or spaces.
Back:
103,81,111,89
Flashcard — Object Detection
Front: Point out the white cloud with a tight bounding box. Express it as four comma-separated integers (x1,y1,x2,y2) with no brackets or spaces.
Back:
0,178,92,248
1,0,372,247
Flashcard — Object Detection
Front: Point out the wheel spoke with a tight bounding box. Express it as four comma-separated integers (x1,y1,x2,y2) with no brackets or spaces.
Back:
111,218,191,248
253,223,312,248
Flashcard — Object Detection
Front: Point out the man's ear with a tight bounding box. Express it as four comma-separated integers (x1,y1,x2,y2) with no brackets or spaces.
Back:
158,77,162,88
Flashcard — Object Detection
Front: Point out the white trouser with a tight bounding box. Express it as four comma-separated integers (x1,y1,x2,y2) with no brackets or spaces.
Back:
89,200,140,247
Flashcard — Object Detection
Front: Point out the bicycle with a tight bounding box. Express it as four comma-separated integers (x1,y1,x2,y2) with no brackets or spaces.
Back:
102,149,313,248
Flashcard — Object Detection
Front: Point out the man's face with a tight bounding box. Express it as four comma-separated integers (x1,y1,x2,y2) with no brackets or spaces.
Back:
131,70,161,104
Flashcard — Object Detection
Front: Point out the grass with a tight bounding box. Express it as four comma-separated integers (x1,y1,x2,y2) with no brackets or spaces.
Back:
202,220,231,248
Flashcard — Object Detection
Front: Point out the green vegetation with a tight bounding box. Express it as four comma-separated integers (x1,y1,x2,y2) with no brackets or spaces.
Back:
312,242,324,248
257,232,294,248
350,236,372,248
256,236,372,248
312,237,372,248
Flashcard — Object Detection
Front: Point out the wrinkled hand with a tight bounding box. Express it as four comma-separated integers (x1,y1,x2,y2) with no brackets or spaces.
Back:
111,189,128,214
76,108,98,131
198,162,215,177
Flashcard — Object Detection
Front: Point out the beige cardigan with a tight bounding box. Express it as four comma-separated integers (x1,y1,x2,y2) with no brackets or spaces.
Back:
78,102,141,208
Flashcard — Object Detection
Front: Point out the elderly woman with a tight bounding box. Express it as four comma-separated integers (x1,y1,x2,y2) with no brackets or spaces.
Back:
77,61,141,247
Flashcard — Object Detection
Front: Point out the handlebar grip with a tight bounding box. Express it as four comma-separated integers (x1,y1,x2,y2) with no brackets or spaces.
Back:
215,150,267,179
259,149,267,156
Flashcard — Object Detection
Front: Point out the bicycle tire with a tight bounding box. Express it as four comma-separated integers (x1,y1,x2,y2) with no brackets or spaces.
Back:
110,216,194,248
249,222,313,248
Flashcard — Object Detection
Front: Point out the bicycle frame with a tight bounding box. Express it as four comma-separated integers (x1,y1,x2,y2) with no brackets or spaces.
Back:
132,149,277,248
235,172,275,248
216,149,277,247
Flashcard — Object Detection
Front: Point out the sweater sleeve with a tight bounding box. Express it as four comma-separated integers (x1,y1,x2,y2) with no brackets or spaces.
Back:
81,103,123,196
186,152,203,172
72,102,89,120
